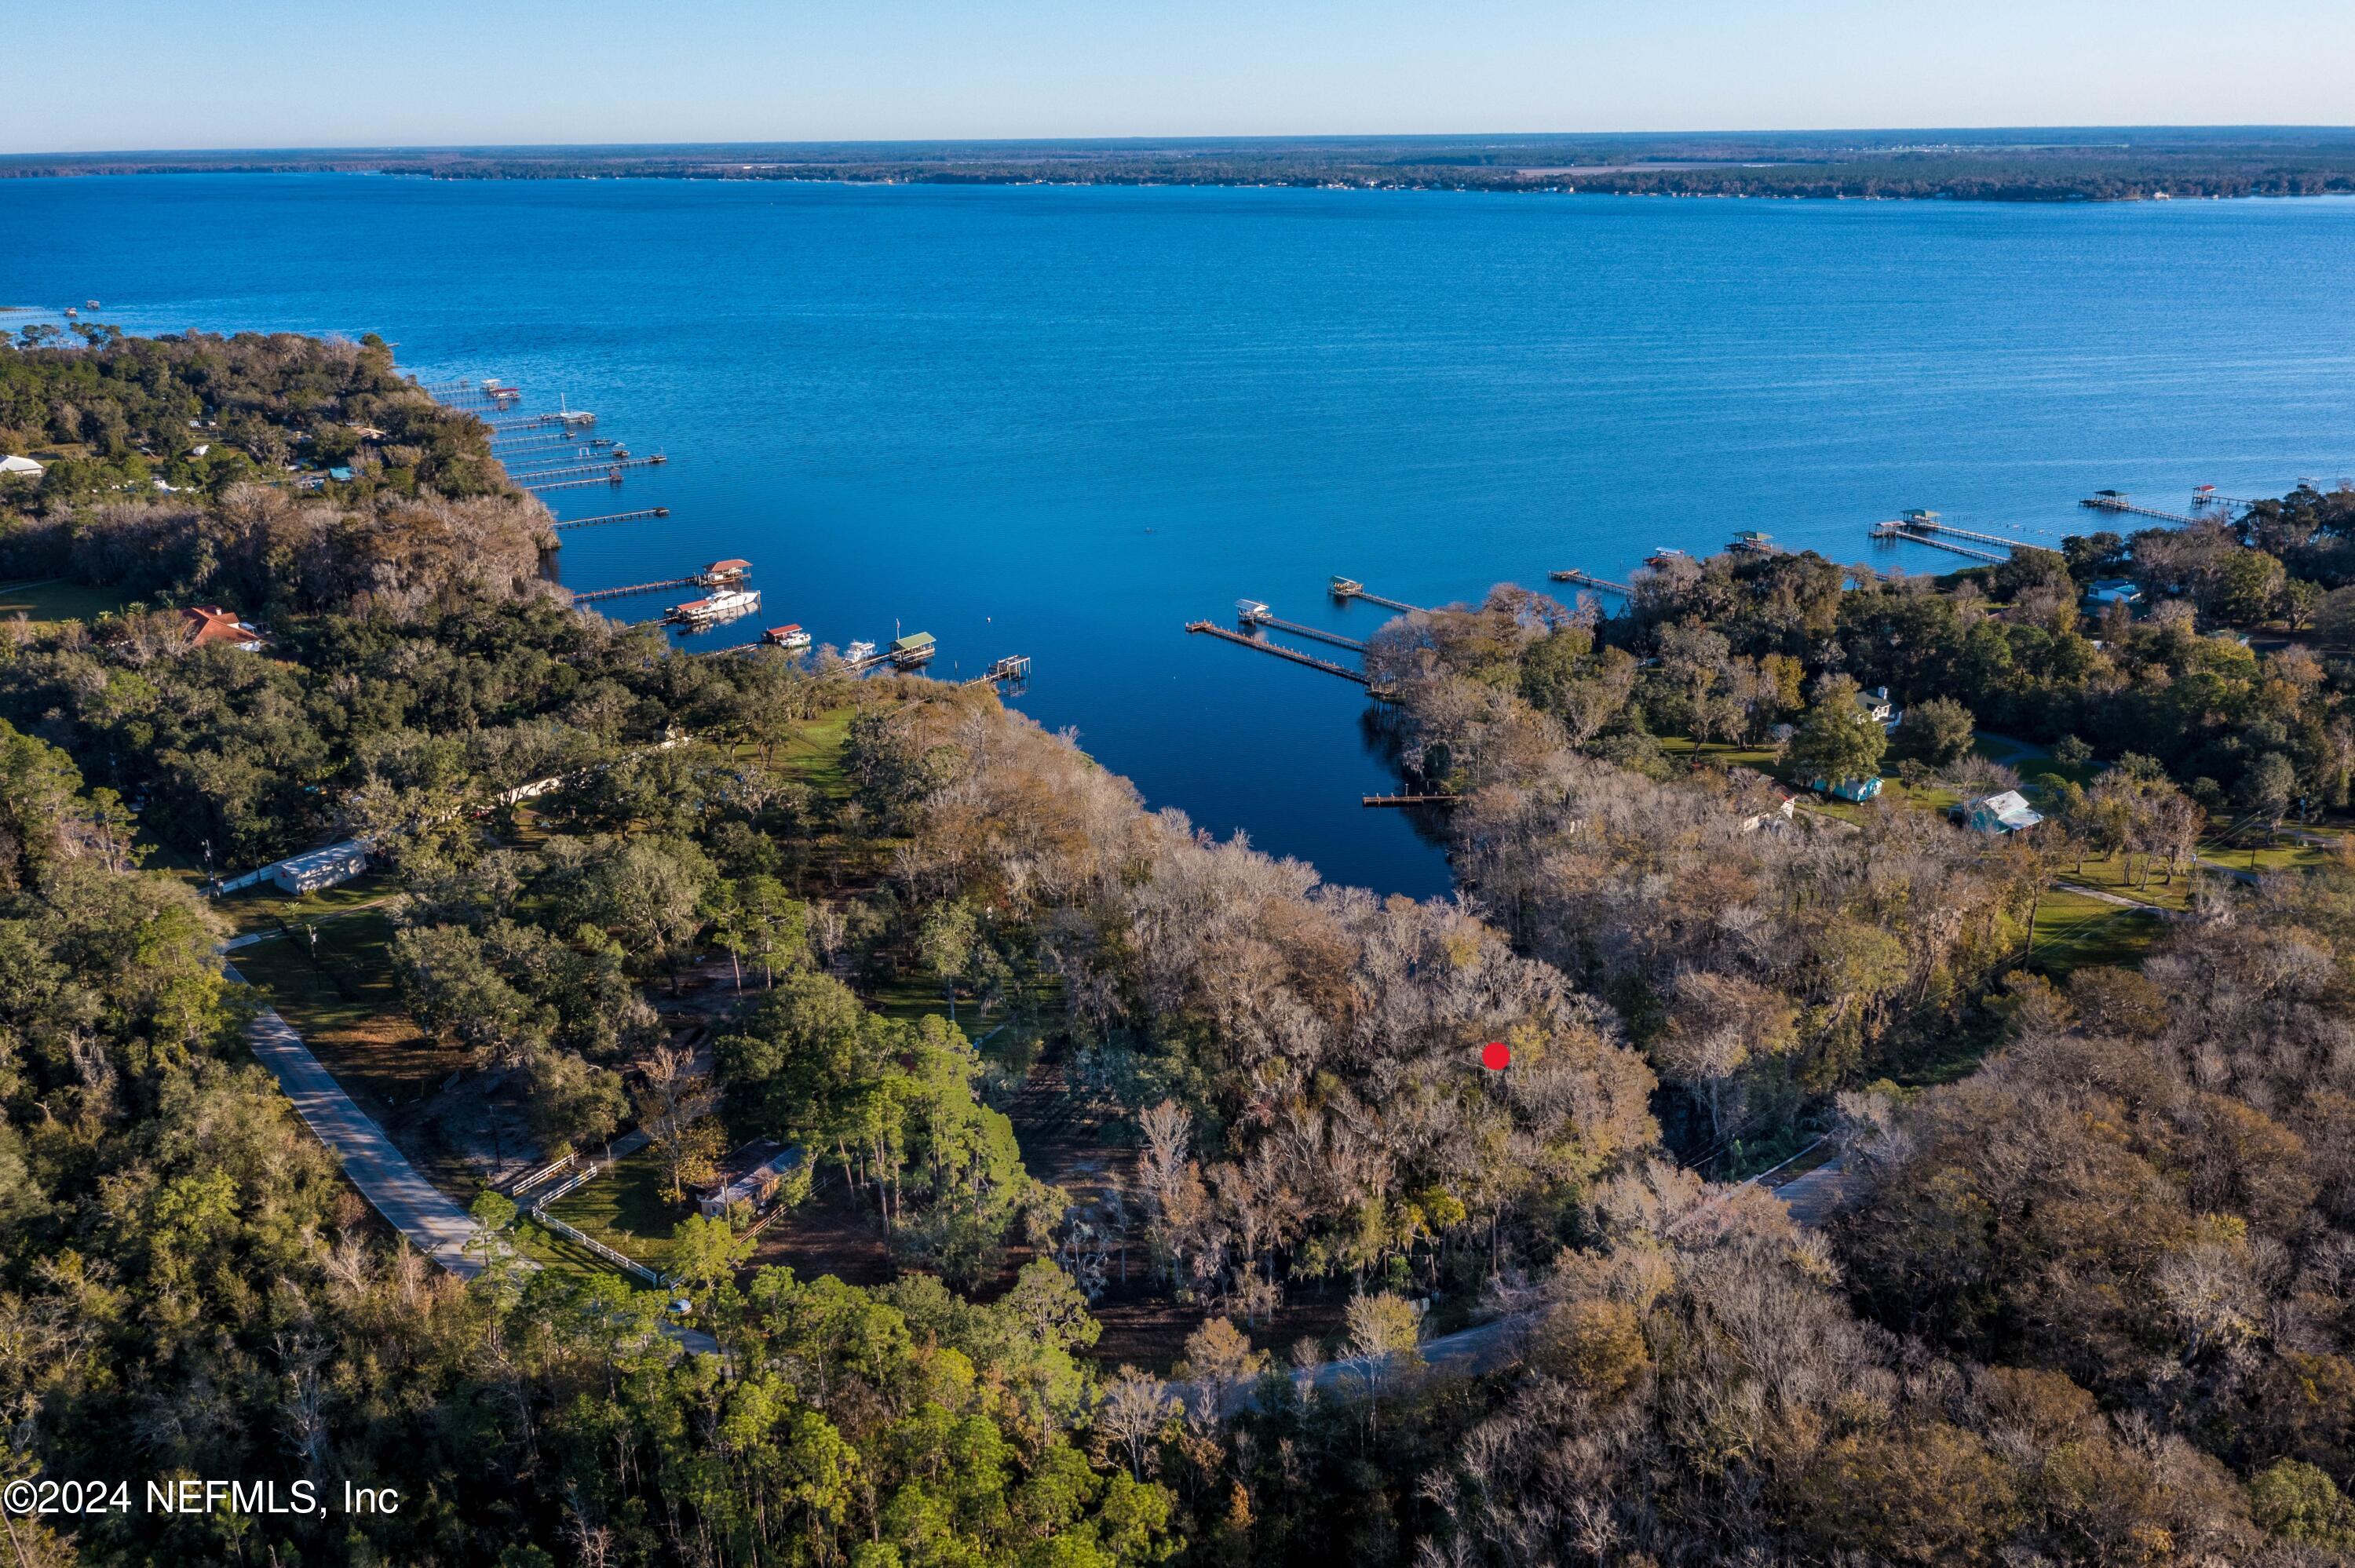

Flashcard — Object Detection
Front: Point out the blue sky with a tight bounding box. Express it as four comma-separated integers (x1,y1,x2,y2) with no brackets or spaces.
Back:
11,0,2353,152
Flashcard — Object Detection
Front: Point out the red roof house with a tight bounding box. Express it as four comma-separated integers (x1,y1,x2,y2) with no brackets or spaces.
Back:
183,605,265,651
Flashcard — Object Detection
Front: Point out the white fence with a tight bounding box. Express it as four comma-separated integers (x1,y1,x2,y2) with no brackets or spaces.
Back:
531,1161,603,1209
507,1152,581,1199
530,1205,662,1285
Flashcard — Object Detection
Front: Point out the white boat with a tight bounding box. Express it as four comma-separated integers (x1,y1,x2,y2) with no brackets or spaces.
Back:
845,640,878,663
667,588,761,629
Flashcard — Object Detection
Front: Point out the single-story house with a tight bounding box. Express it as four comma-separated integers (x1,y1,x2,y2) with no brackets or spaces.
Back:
184,605,266,652
1962,789,2044,835
696,1140,801,1218
2085,578,2142,607
1853,685,1900,727
0,455,44,481
271,839,369,894
1811,776,1884,803
327,466,356,483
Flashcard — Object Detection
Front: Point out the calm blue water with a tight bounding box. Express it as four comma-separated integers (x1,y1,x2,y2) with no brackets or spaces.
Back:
8,174,2355,895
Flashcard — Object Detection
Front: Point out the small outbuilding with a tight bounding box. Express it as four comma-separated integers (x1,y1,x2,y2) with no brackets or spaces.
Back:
1962,789,2045,835
695,1140,801,1218
1811,775,1884,803
271,839,370,894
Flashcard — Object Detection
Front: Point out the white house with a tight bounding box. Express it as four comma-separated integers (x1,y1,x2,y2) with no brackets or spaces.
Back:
1853,684,1900,728
1962,790,2044,835
270,840,371,894
0,456,44,481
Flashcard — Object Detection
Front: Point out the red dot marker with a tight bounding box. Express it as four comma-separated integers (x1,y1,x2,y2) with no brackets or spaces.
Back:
1481,1041,1511,1071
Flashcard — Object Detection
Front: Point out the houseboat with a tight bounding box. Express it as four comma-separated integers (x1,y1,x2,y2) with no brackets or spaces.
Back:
765,623,812,650
845,640,878,664
889,631,937,668
666,588,761,629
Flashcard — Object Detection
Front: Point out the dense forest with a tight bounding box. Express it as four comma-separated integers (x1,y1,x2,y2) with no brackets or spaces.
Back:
0,332,2348,1566
14,128,2355,202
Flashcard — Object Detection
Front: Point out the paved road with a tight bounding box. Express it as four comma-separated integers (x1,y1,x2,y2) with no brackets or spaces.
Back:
230,965,492,1277
1771,1157,1850,1226
225,964,721,1354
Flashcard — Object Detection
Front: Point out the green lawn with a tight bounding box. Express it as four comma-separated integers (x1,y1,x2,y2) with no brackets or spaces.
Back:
2054,853,2198,911
228,908,465,1111
0,578,132,623
779,705,855,800
1656,736,1781,772
512,1213,634,1279
2027,890,2164,976
542,1147,690,1274
2197,834,2337,875
216,873,398,937
871,971,957,1026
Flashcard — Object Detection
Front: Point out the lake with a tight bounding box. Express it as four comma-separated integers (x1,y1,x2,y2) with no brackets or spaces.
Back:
7,175,2355,895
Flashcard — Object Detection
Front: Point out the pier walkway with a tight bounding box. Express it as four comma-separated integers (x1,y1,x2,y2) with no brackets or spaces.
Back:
570,575,704,604
1550,568,1632,595
2082,495,2197,526
522,474,629,494
962,655,1032,687
1238,605,1367,651
513,455,666,484
553,508,670,531
1328,577,1423,614
1187,621,1371,684
1875,516,2036,552
1873,523,2010,564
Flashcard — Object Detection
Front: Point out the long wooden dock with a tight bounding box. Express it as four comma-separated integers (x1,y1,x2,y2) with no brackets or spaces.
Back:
523,474,629,494
1328,577,1422,614
962,655,1031,687
512,455,666,483
485,411,597,432
1874,524,2010,564
1238,606,1367,652
1363,793,1459,808
552,508,670,531
2081,495,2196,525
1187,621,1371,685
569,575,703,603
495,436,613,456
1875,515,2033,551
1550,568,1632,595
